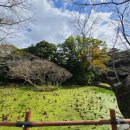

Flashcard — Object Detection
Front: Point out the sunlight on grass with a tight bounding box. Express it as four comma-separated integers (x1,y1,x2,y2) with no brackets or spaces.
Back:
0,86,121,130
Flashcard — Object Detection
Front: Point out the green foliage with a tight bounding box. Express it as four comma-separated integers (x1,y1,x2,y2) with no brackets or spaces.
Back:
27,41,57,61
0,37,109,86
56,36,109,85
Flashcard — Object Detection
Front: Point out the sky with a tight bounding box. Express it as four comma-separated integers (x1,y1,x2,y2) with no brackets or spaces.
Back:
2,0,129,49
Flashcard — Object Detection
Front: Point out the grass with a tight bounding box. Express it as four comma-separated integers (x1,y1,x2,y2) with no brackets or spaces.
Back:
0,85,122,130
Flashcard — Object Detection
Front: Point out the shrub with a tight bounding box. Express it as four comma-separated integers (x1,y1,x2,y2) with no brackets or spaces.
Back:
7,59,72,86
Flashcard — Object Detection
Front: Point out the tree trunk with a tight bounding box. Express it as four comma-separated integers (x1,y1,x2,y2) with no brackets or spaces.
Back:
107,74,130,118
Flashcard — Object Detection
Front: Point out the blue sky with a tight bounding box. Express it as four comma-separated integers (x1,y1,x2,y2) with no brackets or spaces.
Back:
53,0,113,13
3,0,128,49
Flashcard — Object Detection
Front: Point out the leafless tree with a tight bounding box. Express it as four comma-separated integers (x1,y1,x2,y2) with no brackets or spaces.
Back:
0,44,16,56
113,1,130,46
67,0,130,47
0,0,31,41
7,59,72,87
72,10,99,39
71,7,101,70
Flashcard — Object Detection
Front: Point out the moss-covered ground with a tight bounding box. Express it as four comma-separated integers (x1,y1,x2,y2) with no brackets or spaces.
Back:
0,85,122,130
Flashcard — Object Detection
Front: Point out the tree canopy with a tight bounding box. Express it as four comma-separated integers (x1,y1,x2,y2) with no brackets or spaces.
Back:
56,36,109,85
0,36,110,86
0,44,72,86
27,41,57,61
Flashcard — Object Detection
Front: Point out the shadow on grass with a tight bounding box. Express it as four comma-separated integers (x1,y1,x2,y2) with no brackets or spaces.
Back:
0,82,113,94
61,83,112,90
95,84,112,90
0,83,59,93
0,83,34,90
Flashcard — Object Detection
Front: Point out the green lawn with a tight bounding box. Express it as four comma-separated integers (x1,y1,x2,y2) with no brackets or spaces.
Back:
0,85,122,130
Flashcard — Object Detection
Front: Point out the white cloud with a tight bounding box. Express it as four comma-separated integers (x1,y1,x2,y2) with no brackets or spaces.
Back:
7,0,74,48
4,0,127,49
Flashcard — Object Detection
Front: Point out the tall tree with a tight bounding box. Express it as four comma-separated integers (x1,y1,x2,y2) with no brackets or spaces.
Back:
57,36,109,85
68,0,130,47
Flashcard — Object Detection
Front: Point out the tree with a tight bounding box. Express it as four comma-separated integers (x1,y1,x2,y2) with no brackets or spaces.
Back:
68,0,130,118
0,0,31,41
105,51,130,118
113,2,130,46
71,7,106,71
57,36,109,85
27,41,57,61
0,44,17,57
0,46,72,86
68,0,130,47
8,59,72,86
0,44,37,83
0,43,72,86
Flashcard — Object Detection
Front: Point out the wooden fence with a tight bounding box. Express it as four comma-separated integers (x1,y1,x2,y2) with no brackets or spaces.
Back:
0,109,130,130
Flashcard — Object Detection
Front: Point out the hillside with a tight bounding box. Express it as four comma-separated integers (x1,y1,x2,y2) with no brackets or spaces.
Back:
0,86,122,130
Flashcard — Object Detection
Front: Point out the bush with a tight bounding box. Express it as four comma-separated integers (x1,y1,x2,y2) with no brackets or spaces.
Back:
7,58,72,86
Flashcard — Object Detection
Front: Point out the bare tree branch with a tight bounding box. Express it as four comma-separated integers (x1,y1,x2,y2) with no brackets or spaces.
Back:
68,0,130,47
0,0,31,41
67,0,130,6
